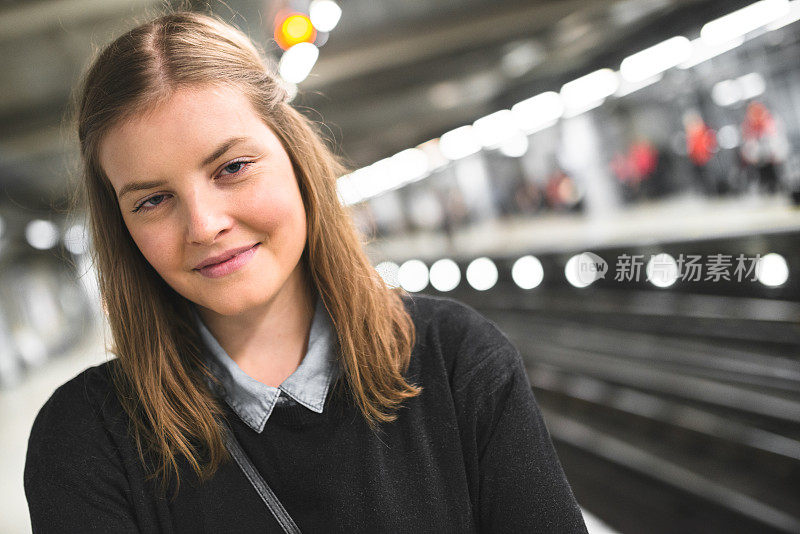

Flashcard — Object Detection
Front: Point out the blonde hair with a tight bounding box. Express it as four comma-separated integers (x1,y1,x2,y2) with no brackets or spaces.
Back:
74,9,420,496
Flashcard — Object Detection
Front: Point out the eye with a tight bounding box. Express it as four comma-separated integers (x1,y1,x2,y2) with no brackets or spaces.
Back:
218,159,252,178
132,193,170,213
129,159,253,214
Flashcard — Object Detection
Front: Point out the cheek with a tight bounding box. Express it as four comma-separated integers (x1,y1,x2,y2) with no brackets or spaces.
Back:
243,180,306,236
128,225,182,273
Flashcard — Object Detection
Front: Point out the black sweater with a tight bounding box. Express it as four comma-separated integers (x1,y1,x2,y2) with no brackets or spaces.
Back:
24,294,588,533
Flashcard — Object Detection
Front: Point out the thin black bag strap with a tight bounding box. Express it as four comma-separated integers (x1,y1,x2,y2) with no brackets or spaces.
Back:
219,419,302,534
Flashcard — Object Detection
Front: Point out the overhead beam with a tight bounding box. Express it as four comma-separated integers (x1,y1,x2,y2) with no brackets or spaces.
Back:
0,0,162,43
303,0,614,89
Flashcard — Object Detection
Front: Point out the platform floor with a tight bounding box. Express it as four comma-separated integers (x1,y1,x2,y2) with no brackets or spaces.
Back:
0,326,109,534
368,193,800,262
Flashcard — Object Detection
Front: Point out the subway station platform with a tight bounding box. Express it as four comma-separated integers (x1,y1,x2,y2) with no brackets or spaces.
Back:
368,193,800,263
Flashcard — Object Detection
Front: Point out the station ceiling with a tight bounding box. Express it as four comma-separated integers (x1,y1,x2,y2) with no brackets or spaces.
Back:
0,0,753,216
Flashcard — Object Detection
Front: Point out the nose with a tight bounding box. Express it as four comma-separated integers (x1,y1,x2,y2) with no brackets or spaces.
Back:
183,185,233,246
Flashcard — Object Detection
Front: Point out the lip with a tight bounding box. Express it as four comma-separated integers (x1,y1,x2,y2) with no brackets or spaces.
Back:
197,243,259,278
194,244,258,270
193,243,259,278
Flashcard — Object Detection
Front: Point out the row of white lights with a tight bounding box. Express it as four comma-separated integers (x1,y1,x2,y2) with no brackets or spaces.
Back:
278,0,342,85
711,72,767,108
376,252,790,292
337,0,800,207
16,219,89,255
8,216,791,289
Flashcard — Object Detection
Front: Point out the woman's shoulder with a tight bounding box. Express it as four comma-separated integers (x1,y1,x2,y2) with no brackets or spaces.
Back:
24,360,145,531
26,359,123,461
35,359,119,421
401,293,523,392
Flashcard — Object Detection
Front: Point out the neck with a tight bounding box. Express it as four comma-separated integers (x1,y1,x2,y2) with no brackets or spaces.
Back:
197,263,317,388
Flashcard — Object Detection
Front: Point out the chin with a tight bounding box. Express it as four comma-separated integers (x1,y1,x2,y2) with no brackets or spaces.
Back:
197,298,256,317
194,286,278,317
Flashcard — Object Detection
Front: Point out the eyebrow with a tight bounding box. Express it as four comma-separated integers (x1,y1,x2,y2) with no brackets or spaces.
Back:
116,136,251,200
200,136,250,167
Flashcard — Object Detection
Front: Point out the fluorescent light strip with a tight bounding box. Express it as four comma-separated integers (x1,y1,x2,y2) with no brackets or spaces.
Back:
620,36,692,83
700,0,790,46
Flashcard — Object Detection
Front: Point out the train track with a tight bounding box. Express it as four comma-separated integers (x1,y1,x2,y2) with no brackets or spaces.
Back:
454,287,800,534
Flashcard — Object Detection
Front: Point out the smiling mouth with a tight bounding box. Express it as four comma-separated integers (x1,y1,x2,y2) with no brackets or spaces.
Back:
192,242,261,271
193,243,260,278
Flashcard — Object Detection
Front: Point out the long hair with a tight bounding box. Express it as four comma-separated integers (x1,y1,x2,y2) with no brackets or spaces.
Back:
74,9,420,495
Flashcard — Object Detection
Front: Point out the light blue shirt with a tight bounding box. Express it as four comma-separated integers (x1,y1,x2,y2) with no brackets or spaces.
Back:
193,294,339,433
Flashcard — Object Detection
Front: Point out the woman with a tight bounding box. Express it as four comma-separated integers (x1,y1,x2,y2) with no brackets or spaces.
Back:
24,10,588,533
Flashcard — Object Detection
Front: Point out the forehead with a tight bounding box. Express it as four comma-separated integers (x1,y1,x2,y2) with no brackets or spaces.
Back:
98,85,278,185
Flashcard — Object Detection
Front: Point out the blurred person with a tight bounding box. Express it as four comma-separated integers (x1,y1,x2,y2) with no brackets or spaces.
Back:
405,186,445,232
423,170,470,237
628,141,658,183
610,140,659,203
483,153,528,218
22,10,587,534
348,203,377,239
512,178,544,215
366,191,408,238
683,111,721,196
740,101,790,194
545,169,583,212
436,183,469,239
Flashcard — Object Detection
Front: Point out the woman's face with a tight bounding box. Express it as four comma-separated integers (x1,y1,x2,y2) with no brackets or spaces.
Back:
99,84,308,317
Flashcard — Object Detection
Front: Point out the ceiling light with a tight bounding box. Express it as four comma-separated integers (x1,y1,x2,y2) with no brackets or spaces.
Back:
279,42,319,84
620,36,692,83
700,0,790,46
511,92,563,134
560,69,619,117
679,37,744,69
26,219,59,250
309,0,342,32
473,110,518,149
439,126,482,160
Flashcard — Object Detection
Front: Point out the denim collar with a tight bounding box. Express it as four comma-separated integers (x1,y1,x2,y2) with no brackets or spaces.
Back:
193,295,339,433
